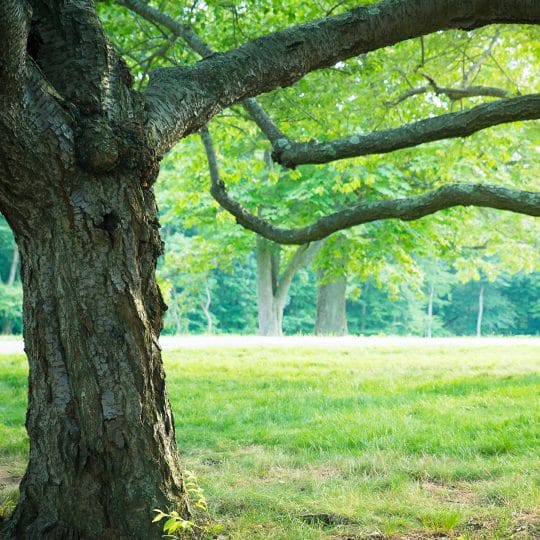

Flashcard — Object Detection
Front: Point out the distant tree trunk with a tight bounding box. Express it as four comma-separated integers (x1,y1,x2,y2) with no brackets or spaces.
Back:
315,272,348,335
256,239,281,335
426,283,434,338
256,237,321,336
1,319,14,335
476,282,485,337
7,245,18,285
170,290,184,334
1,321,13,335
202,281,213,334
2,246,19,334
360,282,370,334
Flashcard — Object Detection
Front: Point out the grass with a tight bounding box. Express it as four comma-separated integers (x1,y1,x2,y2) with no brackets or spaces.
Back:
1,345,539,538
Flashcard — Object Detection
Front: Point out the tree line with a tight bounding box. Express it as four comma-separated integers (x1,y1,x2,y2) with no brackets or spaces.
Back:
159,251,540,337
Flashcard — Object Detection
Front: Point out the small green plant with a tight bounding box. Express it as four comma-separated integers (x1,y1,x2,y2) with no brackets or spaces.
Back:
153,470,223,539
420,508,462,533
0,492,17,521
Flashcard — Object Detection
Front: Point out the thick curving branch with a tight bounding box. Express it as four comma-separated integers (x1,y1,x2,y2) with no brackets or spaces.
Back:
115,0,532,167
143,0,539,153
201,126,540,245
27,0,130,117
273,93,540,167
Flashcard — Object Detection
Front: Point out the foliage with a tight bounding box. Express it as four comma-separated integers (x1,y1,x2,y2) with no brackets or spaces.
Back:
85,2,540,339
153,471,222,539
0,285,23,335
0,219,15,285
0,216,22,335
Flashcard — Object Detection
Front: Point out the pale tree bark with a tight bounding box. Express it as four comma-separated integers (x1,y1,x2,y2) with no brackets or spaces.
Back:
256,238,321,336
315,245,349,336
426,283,434,338
360,286,369,335
256,239,282,336
315,272,348,336
476,282,485,337
202,281,213,334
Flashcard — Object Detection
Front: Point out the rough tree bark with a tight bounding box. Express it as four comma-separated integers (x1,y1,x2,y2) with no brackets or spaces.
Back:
3,168,186,539
0,2,186,538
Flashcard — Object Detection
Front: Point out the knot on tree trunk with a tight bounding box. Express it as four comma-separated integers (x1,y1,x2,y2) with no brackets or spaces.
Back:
76,117,119,173
114,120,161,189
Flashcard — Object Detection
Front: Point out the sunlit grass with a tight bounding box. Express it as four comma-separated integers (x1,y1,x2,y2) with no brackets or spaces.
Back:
1,345,539,538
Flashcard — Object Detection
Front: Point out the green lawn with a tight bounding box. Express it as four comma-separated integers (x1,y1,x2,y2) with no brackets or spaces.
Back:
1,346,539,538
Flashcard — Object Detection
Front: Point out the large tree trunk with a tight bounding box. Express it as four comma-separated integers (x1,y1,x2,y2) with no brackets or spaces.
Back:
315,272,348,335
1,171,187,539
0,4,188,530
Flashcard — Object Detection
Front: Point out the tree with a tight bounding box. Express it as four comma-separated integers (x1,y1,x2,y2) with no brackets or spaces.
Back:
1,0,539,537
315,236,349,335
256,237,321,335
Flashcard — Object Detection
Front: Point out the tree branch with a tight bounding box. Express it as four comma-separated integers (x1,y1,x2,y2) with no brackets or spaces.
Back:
201,125,540,245
462,29,500,87
116,0,213,57
115,0,286,149
386,83,509,108
274,241,322,303
273,93,540,167
143,0,539,153
0,1,30,96
26,0,130,117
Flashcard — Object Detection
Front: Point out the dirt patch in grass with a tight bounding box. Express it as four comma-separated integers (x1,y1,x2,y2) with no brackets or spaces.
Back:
330,533,452,540
0,465,20,494
0,465,20,522
509,509,539,539
298,512,357,526
420,480,477,505
338,533,457,539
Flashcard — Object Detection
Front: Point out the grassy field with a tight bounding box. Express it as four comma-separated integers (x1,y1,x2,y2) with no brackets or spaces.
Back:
1,345,539,538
